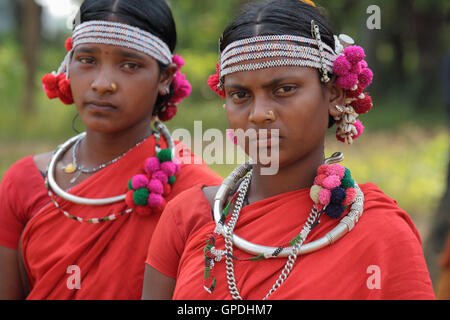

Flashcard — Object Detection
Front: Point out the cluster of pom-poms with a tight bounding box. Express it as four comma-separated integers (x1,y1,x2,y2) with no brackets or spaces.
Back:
158,54,192,122
207,63,226,99
41,37,192,121
125,149,181,216
333,46,374,143
310,164,357,219
41,37,74,105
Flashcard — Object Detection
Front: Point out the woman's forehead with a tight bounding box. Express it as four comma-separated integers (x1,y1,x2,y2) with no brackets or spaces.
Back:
224,66,317,87
74,43,149,61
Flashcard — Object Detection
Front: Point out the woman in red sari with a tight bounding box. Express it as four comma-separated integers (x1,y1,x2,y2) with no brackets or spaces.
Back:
143,0,435,300
0,0,222,300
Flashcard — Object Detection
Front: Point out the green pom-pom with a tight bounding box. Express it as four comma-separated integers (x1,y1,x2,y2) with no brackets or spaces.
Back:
168,175,176,185
157,149,173,163
128,179,134,191
340,168,355,189
133,188,149,206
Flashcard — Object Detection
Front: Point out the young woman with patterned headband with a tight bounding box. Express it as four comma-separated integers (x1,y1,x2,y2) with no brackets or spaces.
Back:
0,0,222,300
143,0,435,300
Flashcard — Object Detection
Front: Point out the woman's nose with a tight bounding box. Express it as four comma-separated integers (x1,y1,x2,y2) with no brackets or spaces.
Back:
248,97,276,125
91,68,116,95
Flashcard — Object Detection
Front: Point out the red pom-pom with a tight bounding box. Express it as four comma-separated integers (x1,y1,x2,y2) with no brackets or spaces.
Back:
345,85,364,99
57,77,74,105
351,93,373,114
163,183,172,196
65,37,73,52
125,190,136,209
42,73,59,99
207,63,225,98
158,105,178,122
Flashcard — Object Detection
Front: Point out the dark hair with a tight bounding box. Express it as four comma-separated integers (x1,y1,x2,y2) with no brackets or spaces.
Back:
220,0,336,127
77,0,177,114
220,0,334,53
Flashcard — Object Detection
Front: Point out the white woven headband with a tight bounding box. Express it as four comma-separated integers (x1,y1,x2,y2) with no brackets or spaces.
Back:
57,20,173,75
219,21,350,85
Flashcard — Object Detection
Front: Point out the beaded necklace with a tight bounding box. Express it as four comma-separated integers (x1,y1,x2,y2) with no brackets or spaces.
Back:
202,152,365,299
45,121,180,223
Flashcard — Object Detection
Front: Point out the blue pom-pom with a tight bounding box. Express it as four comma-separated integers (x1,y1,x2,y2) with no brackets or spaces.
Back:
330,187,346,204
325,203,345,219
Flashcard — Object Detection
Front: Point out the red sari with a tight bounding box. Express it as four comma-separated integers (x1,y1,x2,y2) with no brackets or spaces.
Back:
0,135,222,299
147,183,435,300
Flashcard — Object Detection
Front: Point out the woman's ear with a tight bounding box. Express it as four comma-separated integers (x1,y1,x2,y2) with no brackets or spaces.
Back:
326,81,346,118
158,63,177,96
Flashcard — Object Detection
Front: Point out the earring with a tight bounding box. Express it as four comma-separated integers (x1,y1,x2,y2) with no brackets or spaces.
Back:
335,105,344,113
111,83,117,91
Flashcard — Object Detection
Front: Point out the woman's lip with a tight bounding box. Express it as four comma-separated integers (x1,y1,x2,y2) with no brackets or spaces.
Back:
250,136,282,148
84,101,117,111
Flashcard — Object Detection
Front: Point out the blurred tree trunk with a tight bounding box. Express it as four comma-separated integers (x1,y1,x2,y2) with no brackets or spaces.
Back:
411,4,444,107
20,0,42,115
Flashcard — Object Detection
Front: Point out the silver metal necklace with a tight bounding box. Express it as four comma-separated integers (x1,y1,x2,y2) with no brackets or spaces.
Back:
213,153,365,300
65,134,148,184
47,121,175,206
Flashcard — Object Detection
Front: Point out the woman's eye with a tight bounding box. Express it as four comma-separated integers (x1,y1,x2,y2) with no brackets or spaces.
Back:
122,62,141,70
229,91,249,101
78,57,95,64
275,85,297,95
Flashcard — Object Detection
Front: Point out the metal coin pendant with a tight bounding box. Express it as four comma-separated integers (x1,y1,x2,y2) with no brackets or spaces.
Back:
64,163,77,174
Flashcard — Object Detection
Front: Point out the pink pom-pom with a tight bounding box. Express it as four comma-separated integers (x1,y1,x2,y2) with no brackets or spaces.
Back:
161,161,177,177
170,72,192,104
343,187,357,206
319,188,331,206
353,120,364,139
333,55,351,76
131,174,149,190
351,94,373,114
172,54,185,70
145,157,160,175
350,61,362,74
336,73,359,90
147,179,164,195
344,46,366,65
152,170,169,185
360,60,368,68
322,175,341,190
327,164,346,179
358,68,374,89
148,193,164,208
314,173,327,186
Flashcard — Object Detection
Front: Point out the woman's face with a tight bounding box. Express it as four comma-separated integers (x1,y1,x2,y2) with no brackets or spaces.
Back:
224,66,343,169
69,43,173,134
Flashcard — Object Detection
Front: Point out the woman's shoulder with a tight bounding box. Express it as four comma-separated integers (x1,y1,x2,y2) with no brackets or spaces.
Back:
2,154,48,183
163,183,215,237
357,182,422,243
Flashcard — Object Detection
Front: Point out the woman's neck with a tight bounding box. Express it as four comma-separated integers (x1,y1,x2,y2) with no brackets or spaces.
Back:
80,122,153,169
247,146,324,204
